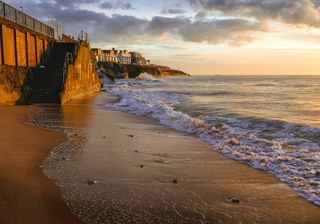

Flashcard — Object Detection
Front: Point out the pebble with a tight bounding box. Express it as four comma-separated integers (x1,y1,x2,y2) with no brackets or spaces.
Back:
128,135,135,138
215,123,224,129
140,165,144,168
231,197,240,204
172,179,178,184
134,150,139,153
155,159,169,164
310,169,320,175
230,138,240,146
88,180,98,186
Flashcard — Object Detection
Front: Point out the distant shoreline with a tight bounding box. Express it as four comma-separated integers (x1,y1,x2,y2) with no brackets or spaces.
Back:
99,62,190,79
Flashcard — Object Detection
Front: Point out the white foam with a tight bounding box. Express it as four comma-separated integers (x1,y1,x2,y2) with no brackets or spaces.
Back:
136,72,156,81
108,81,320,206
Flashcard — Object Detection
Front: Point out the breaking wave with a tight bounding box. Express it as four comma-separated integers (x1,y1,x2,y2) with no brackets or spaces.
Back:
136,72,156,81
108,79,320,206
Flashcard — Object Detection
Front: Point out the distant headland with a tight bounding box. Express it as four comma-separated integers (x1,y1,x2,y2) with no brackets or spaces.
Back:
92,48,190,79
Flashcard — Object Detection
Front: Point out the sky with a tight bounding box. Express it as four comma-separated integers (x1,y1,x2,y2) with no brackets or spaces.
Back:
6,0,320,75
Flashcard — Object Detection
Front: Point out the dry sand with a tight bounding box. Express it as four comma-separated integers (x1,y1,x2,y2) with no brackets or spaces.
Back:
0,106,82,224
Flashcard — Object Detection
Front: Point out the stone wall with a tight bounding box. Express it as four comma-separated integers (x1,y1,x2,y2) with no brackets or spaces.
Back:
0,65,30,104
60,43,100,104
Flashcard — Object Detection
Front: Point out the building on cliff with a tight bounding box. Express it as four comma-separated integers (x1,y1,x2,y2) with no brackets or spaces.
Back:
130,52,150,66
92,48,132,65
0,1,100,105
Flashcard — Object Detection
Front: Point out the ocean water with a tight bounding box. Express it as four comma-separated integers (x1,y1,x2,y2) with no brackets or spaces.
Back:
107,75,320,206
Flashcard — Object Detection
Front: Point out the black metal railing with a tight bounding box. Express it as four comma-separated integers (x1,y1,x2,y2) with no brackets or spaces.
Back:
0,1,54,38
62,30,90,84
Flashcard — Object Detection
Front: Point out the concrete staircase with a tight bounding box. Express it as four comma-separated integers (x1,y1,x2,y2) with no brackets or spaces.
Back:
28,43,76,104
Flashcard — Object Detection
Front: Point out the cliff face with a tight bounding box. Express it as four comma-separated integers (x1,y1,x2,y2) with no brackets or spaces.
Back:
99,62,189,79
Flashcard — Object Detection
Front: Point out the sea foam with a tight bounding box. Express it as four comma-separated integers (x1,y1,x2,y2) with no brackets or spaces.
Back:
108,79,320,206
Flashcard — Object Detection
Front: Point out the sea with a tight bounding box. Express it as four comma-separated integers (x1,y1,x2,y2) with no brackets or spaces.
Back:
107,74,320,206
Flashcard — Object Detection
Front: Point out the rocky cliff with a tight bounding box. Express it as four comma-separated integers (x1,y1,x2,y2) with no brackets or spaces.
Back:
99,62,190,79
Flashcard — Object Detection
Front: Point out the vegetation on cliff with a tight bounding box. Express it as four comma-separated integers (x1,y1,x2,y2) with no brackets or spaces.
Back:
99,62,190,79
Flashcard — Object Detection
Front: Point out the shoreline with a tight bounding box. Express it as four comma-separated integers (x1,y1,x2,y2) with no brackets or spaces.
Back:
0,105,82,224
31,93,320,224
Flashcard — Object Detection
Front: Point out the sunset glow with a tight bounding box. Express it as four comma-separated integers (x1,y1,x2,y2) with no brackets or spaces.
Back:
8,0,320,75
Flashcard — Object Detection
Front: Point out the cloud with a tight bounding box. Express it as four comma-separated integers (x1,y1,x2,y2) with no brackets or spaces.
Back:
189,0,320,28
54,0,96,7
9,0,266,46
161,8,187,14
100,1,134,10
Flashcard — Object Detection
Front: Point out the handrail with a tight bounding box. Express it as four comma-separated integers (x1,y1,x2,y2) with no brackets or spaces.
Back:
78,30,88,43
62,52,73,84
61,30,89,84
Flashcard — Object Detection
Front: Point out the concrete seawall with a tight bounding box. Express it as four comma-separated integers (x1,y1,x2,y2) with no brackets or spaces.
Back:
0,2,100,105
0,3,53,105
61,43,100,104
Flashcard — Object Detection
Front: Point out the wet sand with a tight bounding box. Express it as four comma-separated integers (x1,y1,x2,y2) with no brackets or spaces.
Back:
0,106,82,224
37,94,320,224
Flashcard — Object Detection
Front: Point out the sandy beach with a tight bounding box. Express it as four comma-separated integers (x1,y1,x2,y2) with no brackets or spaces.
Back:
25,93,320,224
0,106,82,224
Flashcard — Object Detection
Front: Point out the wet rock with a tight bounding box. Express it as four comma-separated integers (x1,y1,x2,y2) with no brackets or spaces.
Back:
172,179,178,184
230,138,240,146
230,197,240,204
88,180,98,186
215,123,224,129
310,169,320,175
310,181,319,186
211,127,220,133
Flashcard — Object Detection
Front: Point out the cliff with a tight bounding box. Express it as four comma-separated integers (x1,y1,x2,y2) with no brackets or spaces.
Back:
99,62,190,79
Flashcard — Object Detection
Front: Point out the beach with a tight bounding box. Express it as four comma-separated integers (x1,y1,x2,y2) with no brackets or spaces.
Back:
20,93,320,224
0,106,82,224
